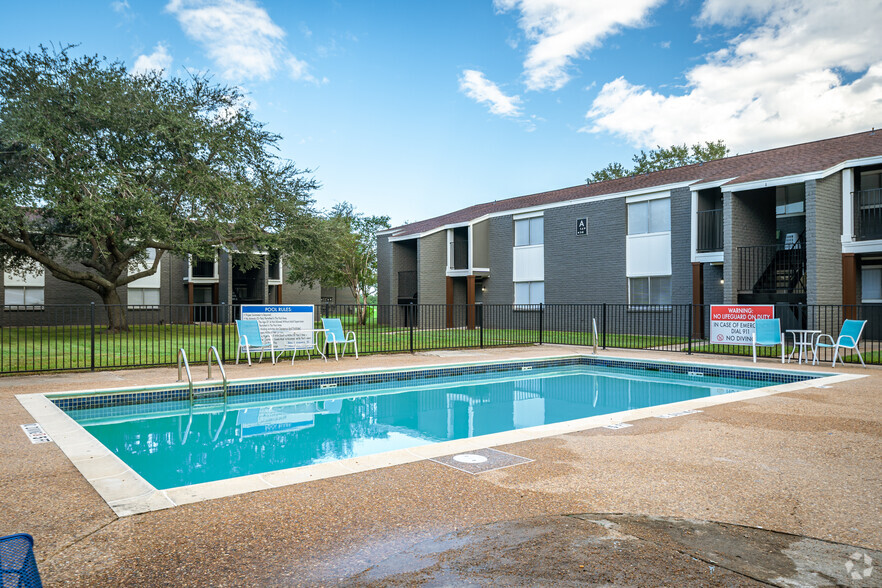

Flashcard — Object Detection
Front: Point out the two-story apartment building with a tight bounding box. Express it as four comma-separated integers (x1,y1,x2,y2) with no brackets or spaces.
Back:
377,130,882,334
1,249,354,325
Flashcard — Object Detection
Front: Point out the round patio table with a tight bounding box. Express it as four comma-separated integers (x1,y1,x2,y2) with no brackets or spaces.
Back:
786,329,821,364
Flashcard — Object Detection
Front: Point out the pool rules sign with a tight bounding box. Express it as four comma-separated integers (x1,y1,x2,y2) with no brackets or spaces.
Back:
710,305,774,345
241,305,315,346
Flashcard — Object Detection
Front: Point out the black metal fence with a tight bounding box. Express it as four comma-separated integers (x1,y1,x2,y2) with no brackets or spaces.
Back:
1,302,880,374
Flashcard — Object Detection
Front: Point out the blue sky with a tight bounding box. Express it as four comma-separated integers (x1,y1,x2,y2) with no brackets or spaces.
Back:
3,0,880,226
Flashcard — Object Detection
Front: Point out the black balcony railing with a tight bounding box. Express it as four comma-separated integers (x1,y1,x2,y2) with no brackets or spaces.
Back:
449,240,469,270
696,208,723,252
738,241,806,294
854,188,882,241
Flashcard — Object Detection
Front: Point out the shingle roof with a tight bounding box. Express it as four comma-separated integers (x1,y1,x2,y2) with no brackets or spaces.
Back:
386,130,882,238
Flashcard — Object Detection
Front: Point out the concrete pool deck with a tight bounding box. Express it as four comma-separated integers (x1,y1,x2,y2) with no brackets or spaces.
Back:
1,345,880,586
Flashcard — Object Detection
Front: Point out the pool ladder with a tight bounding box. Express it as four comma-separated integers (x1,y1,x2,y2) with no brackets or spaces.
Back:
177,347,228,405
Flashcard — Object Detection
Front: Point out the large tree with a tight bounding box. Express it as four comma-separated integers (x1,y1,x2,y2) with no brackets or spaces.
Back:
287,202,390,325
587,141,729,184
0,46,318,330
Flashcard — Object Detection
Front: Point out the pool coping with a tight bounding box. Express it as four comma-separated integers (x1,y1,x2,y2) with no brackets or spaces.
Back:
16,353,864,517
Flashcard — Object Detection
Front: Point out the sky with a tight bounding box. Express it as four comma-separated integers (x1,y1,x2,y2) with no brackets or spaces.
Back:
2,0,881,227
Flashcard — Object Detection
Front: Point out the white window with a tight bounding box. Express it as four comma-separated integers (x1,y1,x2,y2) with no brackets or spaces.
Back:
629,276,672,305
128,248,161,288
775,184,805,216
128,288,160,308
4,286,45,308
4,264,45,310
515,217,543,246
628,198,670,235
862,266,882,302
514,281,544,306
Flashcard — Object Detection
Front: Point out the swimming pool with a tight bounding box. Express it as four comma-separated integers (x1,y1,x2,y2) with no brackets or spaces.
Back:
20,354,847,515
52,356,821,490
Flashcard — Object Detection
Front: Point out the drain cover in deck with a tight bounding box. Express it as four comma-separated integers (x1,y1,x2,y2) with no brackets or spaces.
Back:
431,448,533,474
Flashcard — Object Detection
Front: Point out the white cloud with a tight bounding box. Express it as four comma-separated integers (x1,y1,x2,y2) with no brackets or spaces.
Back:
166,0,319,83
495,0,665,91
585,0,882,152
132,43,173,75
111,0,130,13
459,69,523,117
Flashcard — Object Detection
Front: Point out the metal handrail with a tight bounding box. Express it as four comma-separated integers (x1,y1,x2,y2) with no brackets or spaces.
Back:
177,348,194,401
207,345,228,402
592,317,599,355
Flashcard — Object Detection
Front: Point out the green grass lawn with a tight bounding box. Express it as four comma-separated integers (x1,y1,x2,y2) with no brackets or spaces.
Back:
0,317,688,374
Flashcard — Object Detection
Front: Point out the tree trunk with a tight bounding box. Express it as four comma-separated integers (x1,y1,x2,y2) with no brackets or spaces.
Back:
101,288,129,332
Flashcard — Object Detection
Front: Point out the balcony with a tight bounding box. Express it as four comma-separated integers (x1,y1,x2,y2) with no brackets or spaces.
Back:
696,208,723,252
448,240,469,270
854,188,882,241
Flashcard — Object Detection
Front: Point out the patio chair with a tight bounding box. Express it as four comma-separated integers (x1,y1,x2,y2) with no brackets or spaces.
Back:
813,319,867,367
1,533,42,588
235,320,275,366
321,318,358,360
752,318,784,363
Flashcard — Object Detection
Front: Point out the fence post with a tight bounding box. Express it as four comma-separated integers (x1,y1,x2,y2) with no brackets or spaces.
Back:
538,303,544,345
687,303,693,355
221,302,226,364
409,302,414,354
602,303,607,350
90,302,95,372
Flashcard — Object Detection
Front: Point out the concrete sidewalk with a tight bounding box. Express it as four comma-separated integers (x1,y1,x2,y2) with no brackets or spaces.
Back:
1,346,880,586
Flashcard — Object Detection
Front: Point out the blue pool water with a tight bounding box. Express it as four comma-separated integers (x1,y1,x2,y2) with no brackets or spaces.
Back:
60,361,814,490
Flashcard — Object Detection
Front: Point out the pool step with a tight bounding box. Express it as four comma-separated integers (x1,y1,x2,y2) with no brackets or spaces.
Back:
191,383,227,404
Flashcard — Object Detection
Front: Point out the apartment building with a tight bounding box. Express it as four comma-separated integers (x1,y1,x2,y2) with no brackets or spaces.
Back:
1,249,353,324
377,130,882,333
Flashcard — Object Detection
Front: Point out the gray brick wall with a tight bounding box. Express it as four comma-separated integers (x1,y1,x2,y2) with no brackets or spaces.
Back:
418,231,446,305
807,174,843,306
723,188,776,303
670,186,693,304
544,199,626,303
376,235,392,307
484,216,514,304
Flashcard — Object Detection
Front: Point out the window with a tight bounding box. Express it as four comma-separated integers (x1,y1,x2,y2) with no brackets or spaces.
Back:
628,198,670,235
4,286,44,308
514,217,543,246
860,170,881,190
629,276,671,305
514,281,544,306
191,257,216,279
4,264,45,310
862,266,882,302
128,288,160,308
775,184,805,216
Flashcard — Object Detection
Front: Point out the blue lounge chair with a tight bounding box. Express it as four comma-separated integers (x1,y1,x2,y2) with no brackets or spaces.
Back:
235,319,275,366
321,318,358,360
1,533,42,588
813,319,867,367
752,318,784,363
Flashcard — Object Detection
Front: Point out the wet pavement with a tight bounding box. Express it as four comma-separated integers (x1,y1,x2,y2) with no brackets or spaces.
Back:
348,514,882,587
